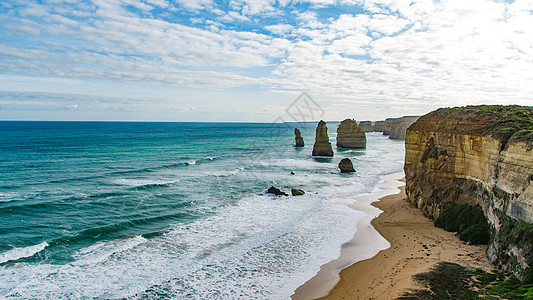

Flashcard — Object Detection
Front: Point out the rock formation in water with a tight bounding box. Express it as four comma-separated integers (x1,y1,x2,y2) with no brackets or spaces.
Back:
312,120,334,156
294,128,304,147
359,121,374,132
404,105,533,282
389,116,420,140
374,121,386,132
291,188,305,196
336,119,366,149
382,118,395,135
267,186,288,196
338,158,355,173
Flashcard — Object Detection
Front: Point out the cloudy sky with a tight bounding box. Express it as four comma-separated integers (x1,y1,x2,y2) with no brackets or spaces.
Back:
0,0,532,122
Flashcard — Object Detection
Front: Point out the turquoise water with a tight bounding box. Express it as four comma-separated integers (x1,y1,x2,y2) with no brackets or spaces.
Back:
0,121,404,299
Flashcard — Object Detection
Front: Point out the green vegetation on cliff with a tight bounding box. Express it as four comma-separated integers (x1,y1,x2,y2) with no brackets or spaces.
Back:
459,105,533,143
492,209,533,284
434,205,490,245
399,262,533,300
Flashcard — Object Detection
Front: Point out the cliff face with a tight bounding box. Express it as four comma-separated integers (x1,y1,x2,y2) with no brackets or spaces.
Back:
337,119,366,148
312,120,334,156
389,116,420,140
374,121,386,132
404,106,533,281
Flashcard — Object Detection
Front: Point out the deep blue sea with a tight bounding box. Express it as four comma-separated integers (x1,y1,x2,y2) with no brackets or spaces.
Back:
0,121,404,299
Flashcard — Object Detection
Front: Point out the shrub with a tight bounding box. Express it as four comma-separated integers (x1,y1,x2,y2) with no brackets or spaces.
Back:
435,205,489,245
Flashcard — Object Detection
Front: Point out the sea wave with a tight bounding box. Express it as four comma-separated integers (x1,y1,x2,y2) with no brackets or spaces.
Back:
73,236,147,266
0,242,48,264
0,192,19,203
112,179,180,189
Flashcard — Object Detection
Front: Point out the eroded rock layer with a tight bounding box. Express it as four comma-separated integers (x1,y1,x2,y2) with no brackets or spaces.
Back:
404,106,533,281
359,121,374,132
312,120,334,156
336,119,366,149
389,116,420,140
294,128,304,147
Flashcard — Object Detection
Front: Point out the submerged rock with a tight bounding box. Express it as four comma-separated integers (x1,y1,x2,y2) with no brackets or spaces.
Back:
312,120,334,156
338,158,355,173
266,186,288,196
294,128,304,147
336,119,366,149
291,188,305,196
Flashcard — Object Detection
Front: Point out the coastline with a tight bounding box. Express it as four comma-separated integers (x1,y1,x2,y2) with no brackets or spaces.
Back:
294,180,494,300
292,172,404,299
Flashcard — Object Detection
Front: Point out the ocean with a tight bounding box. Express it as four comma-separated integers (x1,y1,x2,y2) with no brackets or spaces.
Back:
0,121,405,299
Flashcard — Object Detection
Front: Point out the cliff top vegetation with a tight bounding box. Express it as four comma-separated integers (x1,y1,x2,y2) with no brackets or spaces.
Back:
459,105,533,142
428,105,533,144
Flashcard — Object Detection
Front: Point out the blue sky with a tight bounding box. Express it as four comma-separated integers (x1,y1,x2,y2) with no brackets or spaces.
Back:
0,0,532,122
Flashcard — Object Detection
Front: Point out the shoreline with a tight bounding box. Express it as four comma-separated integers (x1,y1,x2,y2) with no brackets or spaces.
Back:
292,172,404,299
299,184,494,300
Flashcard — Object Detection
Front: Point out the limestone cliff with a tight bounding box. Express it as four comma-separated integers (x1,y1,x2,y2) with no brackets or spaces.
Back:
337,119,366,149
382,118,395,135
294,128,304,147
359,121,374,132
389,116,420,140
312,120,334,156
374,121,386,132
404,105,533,281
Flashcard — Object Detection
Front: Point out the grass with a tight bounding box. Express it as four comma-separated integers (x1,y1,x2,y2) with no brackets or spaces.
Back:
399,262,533,300
458,105,533,143
434,205,490,245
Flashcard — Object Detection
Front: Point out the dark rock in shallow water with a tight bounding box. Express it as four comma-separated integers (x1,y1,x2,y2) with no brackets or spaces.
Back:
338,158,355,173
291,188,305,196
267,186,288,196
290,172,295,175
312,120,334,156
294,128,304,147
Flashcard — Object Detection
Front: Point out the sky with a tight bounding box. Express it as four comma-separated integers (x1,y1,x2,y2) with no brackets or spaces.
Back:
0,0,532,122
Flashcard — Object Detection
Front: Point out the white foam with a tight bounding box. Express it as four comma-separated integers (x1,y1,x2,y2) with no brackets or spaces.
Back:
73,236,147,266
112,179,179,187
186,160,197,165
0,242,48,264
0,192,19,203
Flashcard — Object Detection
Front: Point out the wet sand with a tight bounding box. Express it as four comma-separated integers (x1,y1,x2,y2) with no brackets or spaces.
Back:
294,185,494,300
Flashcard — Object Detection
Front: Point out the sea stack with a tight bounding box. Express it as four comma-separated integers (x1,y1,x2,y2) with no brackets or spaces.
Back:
374,121,386,132
312,120,334,156
338,158,355,173
359,121,374,132
336,119,366,148
294,128,304,147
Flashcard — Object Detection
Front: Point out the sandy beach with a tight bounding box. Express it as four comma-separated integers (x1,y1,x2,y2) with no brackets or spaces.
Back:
295,185,494,300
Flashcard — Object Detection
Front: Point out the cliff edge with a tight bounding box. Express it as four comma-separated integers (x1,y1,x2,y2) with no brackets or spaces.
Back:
404,105,533,282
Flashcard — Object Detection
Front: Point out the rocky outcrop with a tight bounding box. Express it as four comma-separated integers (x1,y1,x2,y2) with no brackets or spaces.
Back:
382,118,395,135
359,121,374,132
336,119,366,149
267,186,288,196
404,105,533,281
291,188,305,196
389,116,420,140
294,128,304,147
338,158,355,173
312,120,334,156
374,121,386,132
